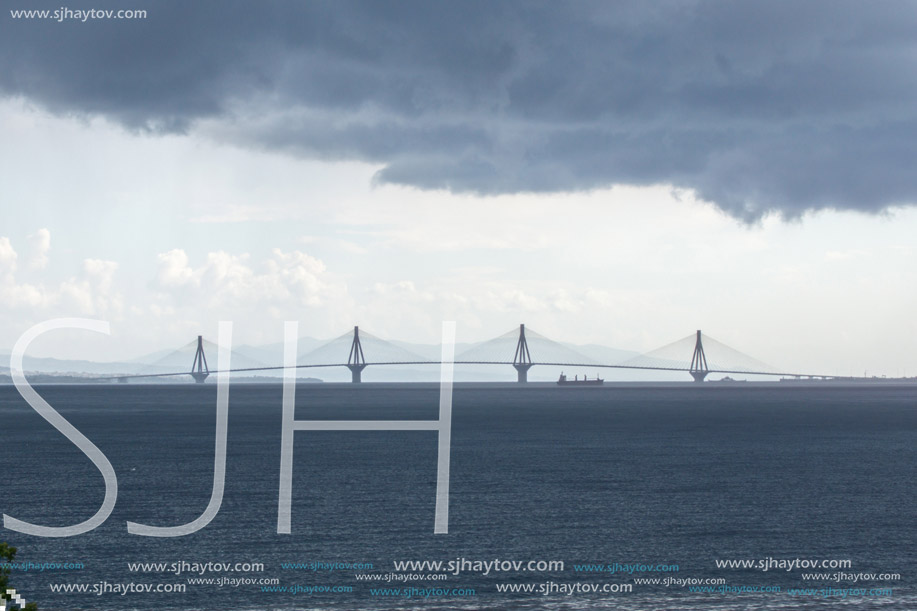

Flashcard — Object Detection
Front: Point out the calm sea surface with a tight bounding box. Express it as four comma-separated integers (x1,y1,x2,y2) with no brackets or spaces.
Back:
1,383,915,610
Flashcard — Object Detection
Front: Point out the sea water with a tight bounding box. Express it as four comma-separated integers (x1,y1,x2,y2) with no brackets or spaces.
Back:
1,383,914,610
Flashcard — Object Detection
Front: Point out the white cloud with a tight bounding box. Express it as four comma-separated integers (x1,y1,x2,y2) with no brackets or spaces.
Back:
0,236,17,270
0,281,49,308
58,278,93,313
157,249,195,287
155,247,343,310
59,259,122,316
26,227,50,270
0,234,53,308
84,258,118,292
0,230,123,315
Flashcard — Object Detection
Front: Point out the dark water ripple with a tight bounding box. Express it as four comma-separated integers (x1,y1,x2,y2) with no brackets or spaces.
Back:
0,384,914,610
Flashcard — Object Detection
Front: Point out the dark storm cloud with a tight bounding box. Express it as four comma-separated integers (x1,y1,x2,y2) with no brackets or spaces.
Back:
3,0,917,218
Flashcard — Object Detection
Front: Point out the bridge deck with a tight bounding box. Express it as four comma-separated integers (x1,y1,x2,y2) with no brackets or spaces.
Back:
95,360,834,382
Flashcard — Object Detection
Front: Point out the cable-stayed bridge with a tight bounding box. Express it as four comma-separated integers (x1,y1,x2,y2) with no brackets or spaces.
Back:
102,324,835,384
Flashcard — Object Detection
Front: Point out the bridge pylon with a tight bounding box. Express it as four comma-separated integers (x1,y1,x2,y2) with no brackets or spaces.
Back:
190,335,210,383
347,326,367,383
513,323,533,383
689,330,709,383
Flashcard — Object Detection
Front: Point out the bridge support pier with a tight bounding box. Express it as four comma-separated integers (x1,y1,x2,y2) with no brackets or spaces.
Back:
514,364,533,383
689,330,709,383
513,324,534,383
190,335,210,384
348,326,367,383
348,364,367,384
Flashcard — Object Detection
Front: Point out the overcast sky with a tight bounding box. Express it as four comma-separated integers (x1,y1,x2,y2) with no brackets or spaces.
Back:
1,0,916,377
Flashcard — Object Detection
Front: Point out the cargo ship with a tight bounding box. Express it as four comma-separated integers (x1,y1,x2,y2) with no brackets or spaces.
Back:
557,372,604,386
